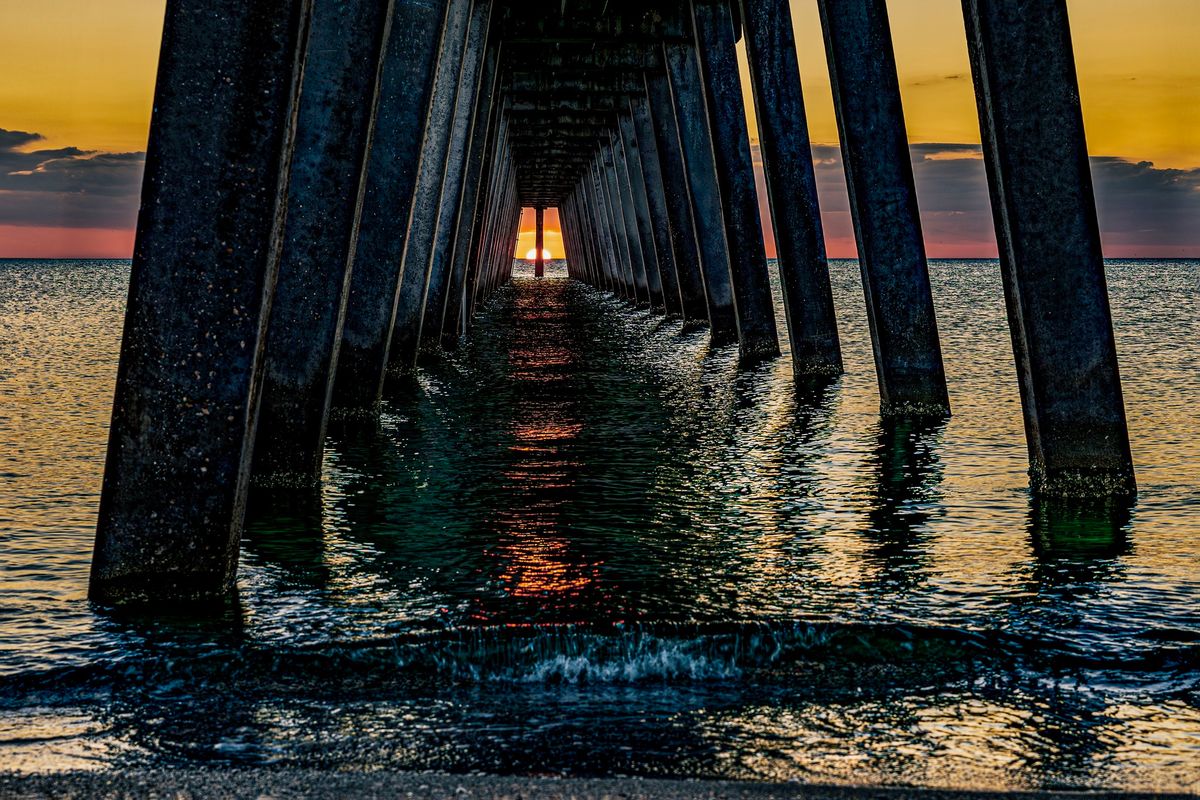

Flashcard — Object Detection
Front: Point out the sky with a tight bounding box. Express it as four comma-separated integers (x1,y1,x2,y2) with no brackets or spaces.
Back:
1,1,1198,259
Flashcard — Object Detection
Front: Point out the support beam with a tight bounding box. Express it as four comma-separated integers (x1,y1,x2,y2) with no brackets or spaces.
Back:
818,0,950,417
963,0,1135,497
741,0,842,378
664,41,738,344
91,0,313,604
443,43,504,346
419,0,494,353
619,112,666,309
646,71,709,326
332,0,449,416
611,132,653,305
388,0,472,376
692,0,779,361
535,206,546,277
253,0,396,485
630,94,683,317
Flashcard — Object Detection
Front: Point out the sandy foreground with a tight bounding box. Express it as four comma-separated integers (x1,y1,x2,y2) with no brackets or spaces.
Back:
0,772,1190,800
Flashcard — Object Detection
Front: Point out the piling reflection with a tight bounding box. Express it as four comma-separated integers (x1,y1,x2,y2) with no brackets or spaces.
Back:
862,418,946,592
243,487,329,588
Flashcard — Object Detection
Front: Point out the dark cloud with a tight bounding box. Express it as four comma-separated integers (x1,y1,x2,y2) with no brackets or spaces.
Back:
763,141,1200,254
0,127,144,229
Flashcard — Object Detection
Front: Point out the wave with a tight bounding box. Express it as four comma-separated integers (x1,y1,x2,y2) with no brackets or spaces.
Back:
1,620,1196,708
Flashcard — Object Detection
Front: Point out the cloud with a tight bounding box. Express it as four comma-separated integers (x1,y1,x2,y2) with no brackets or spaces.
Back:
756,141,1200,257
0,127,144,229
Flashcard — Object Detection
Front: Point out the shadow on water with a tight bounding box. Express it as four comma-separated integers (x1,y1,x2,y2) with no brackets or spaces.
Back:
863,418,946,593
243,486,329,589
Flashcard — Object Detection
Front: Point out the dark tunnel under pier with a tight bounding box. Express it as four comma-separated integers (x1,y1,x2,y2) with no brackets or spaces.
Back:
90,0,1138,603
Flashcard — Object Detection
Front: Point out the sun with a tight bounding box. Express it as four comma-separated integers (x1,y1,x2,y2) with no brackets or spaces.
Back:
525,248,552,261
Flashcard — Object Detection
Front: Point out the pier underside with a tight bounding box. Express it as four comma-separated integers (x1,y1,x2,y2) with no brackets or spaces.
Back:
90,0,1136,603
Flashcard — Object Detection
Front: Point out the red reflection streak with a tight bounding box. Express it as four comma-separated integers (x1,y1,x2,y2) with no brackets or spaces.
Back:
490,411,601,603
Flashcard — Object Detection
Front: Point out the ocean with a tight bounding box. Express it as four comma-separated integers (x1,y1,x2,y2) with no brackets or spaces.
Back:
0,257,1197,790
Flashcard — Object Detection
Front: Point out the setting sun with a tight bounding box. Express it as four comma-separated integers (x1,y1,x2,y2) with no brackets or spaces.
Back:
525,248,552,261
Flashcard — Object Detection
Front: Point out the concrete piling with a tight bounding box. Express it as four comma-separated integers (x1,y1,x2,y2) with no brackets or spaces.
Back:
91,0,314,603
252,0,396,486
818,0,951,417
442,42,504,346
962,0,1136,497
418,0,494,354
691,0,780,361
629,94,684,318
387,0,472,376
645,71,710,327
330,0,450,417
740,0,843,378
611,133,653,306
619,112,668,311
535,207,546,278
663,40,739,345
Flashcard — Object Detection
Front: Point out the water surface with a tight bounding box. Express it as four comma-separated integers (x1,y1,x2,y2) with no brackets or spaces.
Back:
1,258,1198,790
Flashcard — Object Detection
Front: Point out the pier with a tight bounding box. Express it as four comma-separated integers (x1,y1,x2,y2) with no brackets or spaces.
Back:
90,0,1136,604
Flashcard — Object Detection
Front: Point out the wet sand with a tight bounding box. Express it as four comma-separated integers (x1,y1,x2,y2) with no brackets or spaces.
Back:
0,772,1189,800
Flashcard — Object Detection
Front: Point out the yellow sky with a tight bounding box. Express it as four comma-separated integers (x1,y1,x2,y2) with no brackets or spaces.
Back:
1,1,1198,164
749,0,1200,169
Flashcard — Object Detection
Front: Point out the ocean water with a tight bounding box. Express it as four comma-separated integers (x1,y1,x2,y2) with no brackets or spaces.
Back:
0,257,1197,790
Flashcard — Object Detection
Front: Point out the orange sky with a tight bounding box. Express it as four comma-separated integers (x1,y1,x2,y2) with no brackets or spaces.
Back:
2,1,1199,259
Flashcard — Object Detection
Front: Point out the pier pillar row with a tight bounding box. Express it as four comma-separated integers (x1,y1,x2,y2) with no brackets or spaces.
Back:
740,0,843,378
963,0,1136,497
252,0,397,486
630,93,684,317
91,0,314,603
330,0,450,417
692,0,780,361
663,40,739,345
386,0,473,377
442,42,504,346
818,0,951,417
586,169,619,295
619,111,668,311
419,0,494,353
590,158,625,297
645,71,710,326
611,132,653,305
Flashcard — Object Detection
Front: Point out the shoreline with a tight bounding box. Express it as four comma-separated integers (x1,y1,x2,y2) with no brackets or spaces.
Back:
0,772,1192,800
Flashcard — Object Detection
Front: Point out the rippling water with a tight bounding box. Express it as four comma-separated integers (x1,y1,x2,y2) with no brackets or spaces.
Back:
1,258,1198,789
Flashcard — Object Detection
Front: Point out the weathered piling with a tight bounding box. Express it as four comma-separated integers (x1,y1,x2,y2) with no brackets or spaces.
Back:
663,40,738,344
601,143,641,302
331,0,450,416
962,0,1136,497
645,71,710,326
818,0,950,417
629,95,684,317
535,207,546,277
442,43,503,346
387,0,472,375
419,0,494,353
611,133,653,305
619,113,667,310
691,0,780,361
252,0,396,486
740,0,842,378
91,0,313,603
